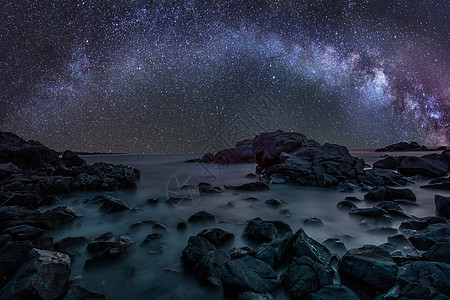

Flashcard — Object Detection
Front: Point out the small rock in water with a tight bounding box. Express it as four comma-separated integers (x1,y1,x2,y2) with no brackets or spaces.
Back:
345,196,362,202
146,198,159,205
366,226,398,235
323,238,347,256
226,181,270,191
87,232,116,252
177,221,187,231
264,199,284,207
303,217,325,227
336,200,356,211
279,209,291,217
188,211,216,223
364,186,416,202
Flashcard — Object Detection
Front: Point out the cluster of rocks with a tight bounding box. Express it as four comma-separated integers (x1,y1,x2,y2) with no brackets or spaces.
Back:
0,131,140,209
375,141,447,152
180,204,450,299
0,131,142,299
372,149,450,190
197,130,419,188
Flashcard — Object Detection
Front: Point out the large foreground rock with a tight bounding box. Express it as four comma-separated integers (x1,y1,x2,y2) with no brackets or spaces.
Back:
193,249,230,287
281,256,333,299
221,256,281,298
0,249,70,300
338,245,398,299
180,236,216,268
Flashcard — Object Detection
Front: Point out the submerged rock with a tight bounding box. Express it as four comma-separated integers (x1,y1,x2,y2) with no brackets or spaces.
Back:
338,245,398,299
226,181,269,191
364,186,416,202
221,256,281,298
281,256,333,299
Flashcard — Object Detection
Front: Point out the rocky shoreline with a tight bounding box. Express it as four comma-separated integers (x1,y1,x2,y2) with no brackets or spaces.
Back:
0,131,140,299
0,130,449,299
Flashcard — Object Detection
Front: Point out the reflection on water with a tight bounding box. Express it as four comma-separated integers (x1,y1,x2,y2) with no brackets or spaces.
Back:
45,150,444,299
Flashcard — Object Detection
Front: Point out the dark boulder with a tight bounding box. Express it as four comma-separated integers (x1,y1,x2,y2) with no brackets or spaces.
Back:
364,186,416,202
264,199,284,207
357,168,413,187
408,222,450,251
180,236,216,268
230,246,255,259
391,261,450,299
0,241,33,289
221,256,281,298
292,228,332,265
188,211,216,223
242,218,278,244
376,201,410,219
0,249,70,300
281,256,333,299
54,236,88,254
64,285,106,300
373,156,398,169
193,249,230,287
423,242,450,264
398,156,448,178
305,284,360,300
84,235,135,269
87,232,116,252
435,195,450,218
323,238,347,256
338,245,398,299
337,200,356,211
256,232,293,268
380,234,421,259
62,150,86,167
98,197,130,213
252,130,311,166
197,228,234,246
349,207,389,219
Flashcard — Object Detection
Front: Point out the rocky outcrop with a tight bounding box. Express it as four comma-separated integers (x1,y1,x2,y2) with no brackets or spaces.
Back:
198,130,416,188
201,139,255,164
375,141,431,152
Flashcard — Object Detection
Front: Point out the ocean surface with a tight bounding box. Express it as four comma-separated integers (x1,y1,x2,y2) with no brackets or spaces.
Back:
44,149,445,299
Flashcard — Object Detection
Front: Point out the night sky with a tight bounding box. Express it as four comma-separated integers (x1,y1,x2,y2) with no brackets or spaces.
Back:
1,0,448,153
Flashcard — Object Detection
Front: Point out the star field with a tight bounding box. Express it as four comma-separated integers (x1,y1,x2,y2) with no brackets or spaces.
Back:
1,0,448,153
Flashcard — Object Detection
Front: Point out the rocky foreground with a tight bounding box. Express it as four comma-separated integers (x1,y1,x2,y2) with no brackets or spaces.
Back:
1,130,449,299
0,131,140,299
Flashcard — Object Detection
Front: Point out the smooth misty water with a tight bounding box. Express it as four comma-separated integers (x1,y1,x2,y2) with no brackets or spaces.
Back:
44,150,445,300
